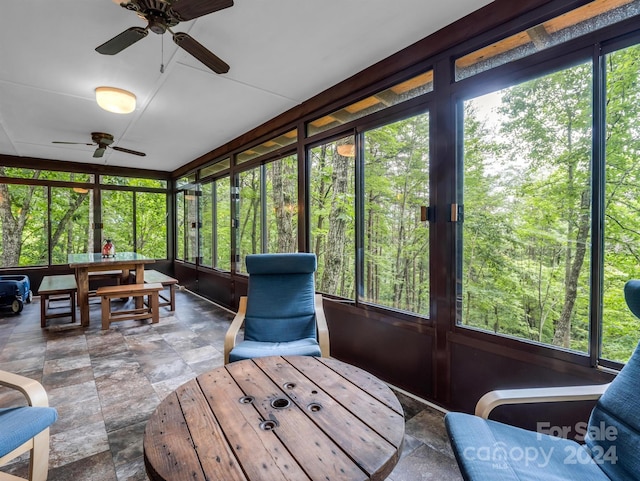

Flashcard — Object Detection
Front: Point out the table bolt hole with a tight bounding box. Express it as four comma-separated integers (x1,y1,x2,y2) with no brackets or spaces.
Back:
271,398,291,409
283,382,296,390
259,420,277,431
307,402,322,412
238,396,254,404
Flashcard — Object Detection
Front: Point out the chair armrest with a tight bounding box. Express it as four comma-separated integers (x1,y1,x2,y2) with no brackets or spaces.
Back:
224,296,248,364
475,382,610,419
0,370,50,407
315,294,330,358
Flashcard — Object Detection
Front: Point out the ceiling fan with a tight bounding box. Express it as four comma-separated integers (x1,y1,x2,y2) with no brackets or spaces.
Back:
96,0,233,74
52,132,146,158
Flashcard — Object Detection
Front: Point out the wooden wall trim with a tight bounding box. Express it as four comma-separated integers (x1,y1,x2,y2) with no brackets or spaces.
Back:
0,153,171,180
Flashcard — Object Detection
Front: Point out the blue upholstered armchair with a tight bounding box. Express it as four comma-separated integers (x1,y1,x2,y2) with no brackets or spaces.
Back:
224,253,330,364
445,281,640,480
0,370,58,481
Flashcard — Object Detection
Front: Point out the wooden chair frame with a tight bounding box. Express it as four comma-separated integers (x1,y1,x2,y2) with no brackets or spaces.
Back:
0,371,52,481
224,294,330,364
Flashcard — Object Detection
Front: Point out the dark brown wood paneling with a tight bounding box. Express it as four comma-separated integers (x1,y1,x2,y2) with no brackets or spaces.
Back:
324,300,435,400
0,154,171,179
449,339,614,437
195,269,234,310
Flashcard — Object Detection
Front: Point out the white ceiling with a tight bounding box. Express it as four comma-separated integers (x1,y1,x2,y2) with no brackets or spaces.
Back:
0,0,491,172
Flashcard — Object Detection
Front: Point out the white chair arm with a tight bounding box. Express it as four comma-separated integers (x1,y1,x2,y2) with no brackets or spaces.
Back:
315,294,330,357
224,296,248,364
475,382,610,419
0,370,50,407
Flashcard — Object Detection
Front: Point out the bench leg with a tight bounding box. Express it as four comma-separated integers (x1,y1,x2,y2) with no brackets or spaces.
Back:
71,292,76,324
150,292,159,324
40,294,48,328
169,285,175,311
101,297,110,330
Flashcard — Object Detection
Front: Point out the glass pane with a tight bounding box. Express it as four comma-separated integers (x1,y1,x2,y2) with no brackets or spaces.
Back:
102,190,134,253
602,42,640,363
0,182,47,267
0,168,92,182
51,187,92,263
237,130,297,165
455,0,640,81
363,114,430,315
309,136,356,299
136,192,167,258
101,175,166,188
201,158,230,178
216,178,231,270
307,71,434,137
176,191,186,261
460,62,592,352
184,190,199,263
200,183,213,268
238,168,261,272
265,155,298,253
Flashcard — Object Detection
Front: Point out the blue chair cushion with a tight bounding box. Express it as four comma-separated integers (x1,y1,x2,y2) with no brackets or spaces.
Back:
445,412,610,481
0,406,58,457
244,253,318,343
586,340,640,481
624,280,640,319
228,339,322,363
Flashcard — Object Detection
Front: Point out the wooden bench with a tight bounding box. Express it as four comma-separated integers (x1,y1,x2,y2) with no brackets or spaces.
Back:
97,283,163,330
88,269,124,298
38,274,77,328
132,269,179,311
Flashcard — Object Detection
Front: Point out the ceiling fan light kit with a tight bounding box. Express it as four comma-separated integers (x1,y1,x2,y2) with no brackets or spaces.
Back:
95,87,137,114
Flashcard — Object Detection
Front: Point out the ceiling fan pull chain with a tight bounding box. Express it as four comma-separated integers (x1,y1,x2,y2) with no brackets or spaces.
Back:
160,35,165,73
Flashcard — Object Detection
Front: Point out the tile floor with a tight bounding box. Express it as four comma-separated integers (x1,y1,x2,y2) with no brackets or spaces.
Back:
0,288,462,481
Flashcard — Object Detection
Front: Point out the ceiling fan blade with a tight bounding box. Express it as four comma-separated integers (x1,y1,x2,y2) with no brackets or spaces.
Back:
52,141,94,145
93,147,106,158
173,32,229,74
96,27,148,55
170,0,233,21
112,146,146,157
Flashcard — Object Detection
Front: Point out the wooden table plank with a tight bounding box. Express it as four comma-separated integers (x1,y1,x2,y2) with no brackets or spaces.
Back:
175,380,248,481
227,359,370,481
254,356,401,479
143,392,207,481
315,357,404,415
197,367,310,481
286,356,405,448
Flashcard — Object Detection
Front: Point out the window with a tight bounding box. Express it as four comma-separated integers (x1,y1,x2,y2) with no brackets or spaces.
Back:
200,177,231,270
136,192,167,258
102,190,134,253
265,155,298,253
455,0,640,81
51,187,92,264
237,130,297,165
460,62,593,353
177,189,199,263
309,136,356,299
237,156,298,272
307,71,434,137
602,42,640,362
216,177,231,270
363,114,430,315
0,180,47,267
238,167,261,272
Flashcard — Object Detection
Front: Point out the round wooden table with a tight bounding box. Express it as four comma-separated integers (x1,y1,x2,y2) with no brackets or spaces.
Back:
143,355,405,481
